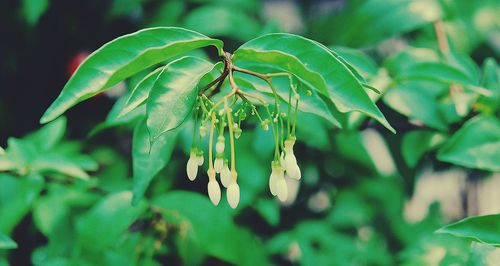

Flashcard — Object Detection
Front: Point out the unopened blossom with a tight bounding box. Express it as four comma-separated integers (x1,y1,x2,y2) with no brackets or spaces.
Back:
196,152,204,166
207,168,221,205
214,155,224,173
220,162,231,188
199,124,207,137
269,162,284,196
186,151,198,181
227,179,240,209
276,175,288,202
216,135,225,153
284,139,301,180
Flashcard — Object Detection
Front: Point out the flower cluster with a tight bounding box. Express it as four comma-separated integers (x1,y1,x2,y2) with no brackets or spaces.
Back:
185,54,302,208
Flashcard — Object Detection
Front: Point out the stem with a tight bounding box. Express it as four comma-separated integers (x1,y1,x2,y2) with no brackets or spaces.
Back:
208,112,216,169
433,20,449,53
292,97,299,136
191,102,199,148
225,102,236,175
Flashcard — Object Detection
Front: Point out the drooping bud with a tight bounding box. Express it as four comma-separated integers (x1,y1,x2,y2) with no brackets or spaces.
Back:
207,180,221,205
186,151,198,181
269,162,284,196
284,139,301,180
216,135,225,154
261,119,269,131
233,123,242,139
214,154,224,173
196,150,204,166
276,176,288,202
220,161,231,188
199,124,207,137
227,181,240,208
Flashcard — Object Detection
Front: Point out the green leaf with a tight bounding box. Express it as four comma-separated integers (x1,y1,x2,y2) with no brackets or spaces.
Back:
118,66,166,118
153,191,267,266
30,153,91,180
76,191,147,252
41,27,224,124
0,174,44,234
396,62,477,85
0,233,17,250
402,130,445,168
146,56,216,142
314,0,442,47
233,33,394,133
437,214,500,247
26,116,67,151
22,0,49,26
183,5,260,41
330,46,379,78
383,81,449,131
132,119,177,205
437,115,500,171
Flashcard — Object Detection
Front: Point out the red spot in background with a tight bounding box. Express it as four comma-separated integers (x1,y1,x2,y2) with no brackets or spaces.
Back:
66,51,90,78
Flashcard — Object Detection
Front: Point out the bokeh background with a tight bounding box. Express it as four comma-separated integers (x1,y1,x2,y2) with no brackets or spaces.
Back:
1,0,499,265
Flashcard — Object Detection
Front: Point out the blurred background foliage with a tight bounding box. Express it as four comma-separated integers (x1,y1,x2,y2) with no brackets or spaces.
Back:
0,0,499,265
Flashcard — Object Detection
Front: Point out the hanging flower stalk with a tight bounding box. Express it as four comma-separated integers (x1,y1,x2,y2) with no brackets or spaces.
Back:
186,52,302,208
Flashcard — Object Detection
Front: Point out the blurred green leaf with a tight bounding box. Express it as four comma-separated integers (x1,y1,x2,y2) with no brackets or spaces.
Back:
153,191,268,266
0,233,17,250
132,118,176,204
0,174,44,234
76,191,147,252
437,214,500,247
383,81,450,131
41,27,224,124
233,33,394,132
437,115,500,171
146,56,215,142
314,0,442,46
25,116,66,151
402,130,445,168
183,5,260,41
22,0,49,26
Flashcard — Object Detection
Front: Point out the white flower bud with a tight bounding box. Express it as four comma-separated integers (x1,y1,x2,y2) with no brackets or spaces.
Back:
269,163,284,196
186,152,198,181
227,181,240,209
284,139,301,180
269,172,277,196
207,180,221,205
276,176,288,202
214,156,224,173
216,136,225,153
220,163,231,188
199,125,207,137
196,152,204,166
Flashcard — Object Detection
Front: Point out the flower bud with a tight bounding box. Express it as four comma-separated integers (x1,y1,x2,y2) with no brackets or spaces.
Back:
186,152,198,181
207,180,221,205
276,176,288,202
216,135,225,153
199,125,207,137
214,155,224,173
227,181,240,209
196,151,204,166
220,162,231,188
284,139,301,180
269,162,284,196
